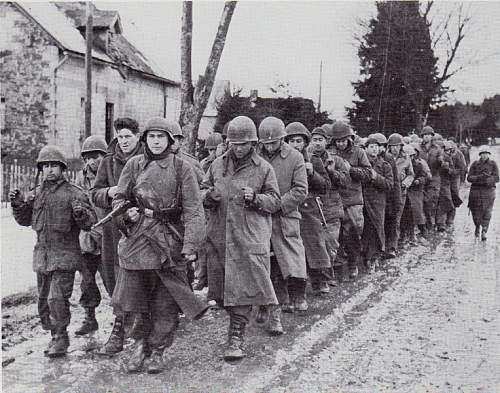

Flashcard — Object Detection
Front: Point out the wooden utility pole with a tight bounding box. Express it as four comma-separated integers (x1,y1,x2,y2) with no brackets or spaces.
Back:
317,60,323,113
85,2,93,138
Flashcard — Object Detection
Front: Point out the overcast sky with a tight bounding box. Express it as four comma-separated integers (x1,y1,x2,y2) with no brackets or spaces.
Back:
99,1,500,119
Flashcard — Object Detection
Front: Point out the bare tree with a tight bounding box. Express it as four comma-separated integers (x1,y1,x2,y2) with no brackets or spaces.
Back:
424,2,472,87
180,1,237,154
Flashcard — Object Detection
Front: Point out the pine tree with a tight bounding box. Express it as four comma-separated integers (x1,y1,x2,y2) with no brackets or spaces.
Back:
347,1,440,136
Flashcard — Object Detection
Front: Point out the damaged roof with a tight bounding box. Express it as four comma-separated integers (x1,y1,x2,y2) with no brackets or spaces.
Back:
14,2,178,85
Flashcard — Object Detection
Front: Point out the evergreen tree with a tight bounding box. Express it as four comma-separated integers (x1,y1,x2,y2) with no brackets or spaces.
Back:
347,1,440,136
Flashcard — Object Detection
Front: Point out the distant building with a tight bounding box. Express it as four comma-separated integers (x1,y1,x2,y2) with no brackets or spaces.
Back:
0,2,180,158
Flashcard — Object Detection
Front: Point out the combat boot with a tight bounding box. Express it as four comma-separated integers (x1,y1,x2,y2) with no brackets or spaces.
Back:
146,348,165,374
319,281,330,294
127,339,150,373
268,305,284,336
44,330,57,356
97,316,124,356
481,226,488,241
223,321,245,361
255,305,268,324
294,295,308,313
75,308,98,336
475,226,481,238
47,331,69,358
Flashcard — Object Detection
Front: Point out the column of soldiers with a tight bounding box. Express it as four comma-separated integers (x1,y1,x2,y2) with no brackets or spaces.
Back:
9,115,498,373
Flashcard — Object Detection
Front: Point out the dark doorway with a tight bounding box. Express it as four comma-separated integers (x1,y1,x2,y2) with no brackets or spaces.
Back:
105,102,114,143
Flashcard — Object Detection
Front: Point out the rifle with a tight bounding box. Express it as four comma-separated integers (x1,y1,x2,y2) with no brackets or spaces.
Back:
91,200,133,230
314,197,327,227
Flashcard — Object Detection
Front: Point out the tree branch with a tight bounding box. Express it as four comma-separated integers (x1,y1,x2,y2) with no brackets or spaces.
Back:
180,1,194,126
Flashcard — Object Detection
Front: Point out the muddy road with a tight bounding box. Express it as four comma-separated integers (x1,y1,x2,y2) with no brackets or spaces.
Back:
2,149,500,393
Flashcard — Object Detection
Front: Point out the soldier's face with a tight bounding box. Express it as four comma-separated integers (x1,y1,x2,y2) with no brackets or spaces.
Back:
366,143,379,157
379,144,386,154
288,136,306,152
42,162,63,181
262,140,281,153
146,130,171,154
117,128,139,154
83,151,104,173
335,137,350,151
389,145,401,156
230,142,253,159
311,135,327,153
423,134,432,143
479,152,490,161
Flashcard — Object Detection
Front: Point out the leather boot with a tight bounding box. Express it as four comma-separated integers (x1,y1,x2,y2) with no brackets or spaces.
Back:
75,308,98,336
47,331,69,358
146,348,165,374
255,305,268,324
127,339,150,373
481,227,488,241
44,330,57,356
294,295,308,313
97,316,124,357
223,321,245,361
268,305,284,336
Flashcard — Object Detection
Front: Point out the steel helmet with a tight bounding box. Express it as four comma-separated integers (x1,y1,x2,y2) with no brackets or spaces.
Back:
421,125,435,136
411,142,423,155
205,133,223,149
479,145,491,155
387,133,404,146
311,127,327,139
403,144,417,156
227,116,258,143
410,134,420,143
37,145,67,170
329,121,353,141
284,122,311,144
443,140,454,151
369,132,388,145
403,136,411,144
432,132,443,141
81,135,107,156
321,123,333,136
258,116,286,143
365,137,381,146
142,117,178,142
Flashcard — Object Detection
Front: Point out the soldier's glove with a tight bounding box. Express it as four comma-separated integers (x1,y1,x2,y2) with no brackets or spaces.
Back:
71,200,87,218
8,189,23,207
349,167,365,181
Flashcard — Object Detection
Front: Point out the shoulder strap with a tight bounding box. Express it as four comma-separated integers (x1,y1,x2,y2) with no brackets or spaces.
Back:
173,155,183,207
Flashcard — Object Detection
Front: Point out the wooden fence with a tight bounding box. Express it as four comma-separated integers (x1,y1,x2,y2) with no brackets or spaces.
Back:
1,161,78,208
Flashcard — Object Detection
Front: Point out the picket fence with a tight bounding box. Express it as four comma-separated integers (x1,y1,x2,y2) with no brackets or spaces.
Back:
1,161,78,208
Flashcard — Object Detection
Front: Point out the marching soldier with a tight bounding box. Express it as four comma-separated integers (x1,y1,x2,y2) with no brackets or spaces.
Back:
257,117,308,335
436,141,458,232
91,117,143,356
400,144,431,242
10,146,96,357
193,132,225,291
361,137,393,270
420,126,444,231
111,117,207,373
305,126,349,292
75,135,108,336
169,124,205,183
467,145,499,241
329,121,372,280
200,132,224,173
201,116,281,360
386,133,414,250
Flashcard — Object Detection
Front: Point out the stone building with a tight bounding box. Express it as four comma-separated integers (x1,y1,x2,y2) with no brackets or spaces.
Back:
0,2,180,159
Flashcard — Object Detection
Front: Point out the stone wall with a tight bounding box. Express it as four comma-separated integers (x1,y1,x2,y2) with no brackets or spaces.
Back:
0,3,59,160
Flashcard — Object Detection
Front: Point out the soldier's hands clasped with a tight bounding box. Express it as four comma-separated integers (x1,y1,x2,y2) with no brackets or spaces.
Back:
126,207,140,223
241,187,255,202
